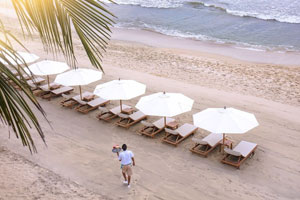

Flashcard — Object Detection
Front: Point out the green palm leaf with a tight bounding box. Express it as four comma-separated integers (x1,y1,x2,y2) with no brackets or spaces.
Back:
11,0,115,70
0,0,115,152
0,25,46,152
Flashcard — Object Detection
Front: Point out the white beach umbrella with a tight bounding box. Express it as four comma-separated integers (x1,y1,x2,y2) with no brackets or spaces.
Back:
136,92,194,126
25,60,70,87
93,79,146,111
54,68,102,99
193,107,259,150
0,51,39,65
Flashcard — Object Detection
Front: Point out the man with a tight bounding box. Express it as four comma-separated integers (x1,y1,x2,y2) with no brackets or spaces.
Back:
117,144,135,188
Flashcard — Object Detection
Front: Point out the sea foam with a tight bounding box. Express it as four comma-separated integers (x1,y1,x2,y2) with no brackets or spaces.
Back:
102,0,300,24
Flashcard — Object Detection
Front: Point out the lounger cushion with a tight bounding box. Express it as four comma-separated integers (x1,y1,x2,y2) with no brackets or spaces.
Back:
177,123,197,137
202,133,223,147
233,141,257,157
192,138,208,145
165,128,178,135
27,77,45,85
98,107,109,114
110,105,131,115
118,113,129,118
62,94,71,99
77,99,87,105
87,97,108,107
130,111,146,121
27,82,37,89
40,83,58,91
72,92,93,102
52,86,73,95
153,118,175,129
141,121,154,127
224,148,242,157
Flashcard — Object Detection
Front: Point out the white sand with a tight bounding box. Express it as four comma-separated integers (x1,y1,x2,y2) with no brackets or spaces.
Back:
0,6,300,200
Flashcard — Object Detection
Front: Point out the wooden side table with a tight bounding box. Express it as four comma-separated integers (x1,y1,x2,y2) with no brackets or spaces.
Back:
122,107,134,115
83,95,95,102
219,139,233,152
166,121,179,130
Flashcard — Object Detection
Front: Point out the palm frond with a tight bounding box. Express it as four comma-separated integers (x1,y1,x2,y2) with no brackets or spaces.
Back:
0,24,46,153
11,0,115,71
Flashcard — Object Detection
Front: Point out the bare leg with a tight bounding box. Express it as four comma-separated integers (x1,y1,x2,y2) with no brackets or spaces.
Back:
128,175,131,185
122,172,127,181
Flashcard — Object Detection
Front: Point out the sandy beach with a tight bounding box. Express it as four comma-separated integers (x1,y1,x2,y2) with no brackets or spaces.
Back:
1,4,300,200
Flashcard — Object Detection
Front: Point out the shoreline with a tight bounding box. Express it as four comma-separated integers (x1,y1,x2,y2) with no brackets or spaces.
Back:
1,5,299,67
111,27,300,66
1,4,300,200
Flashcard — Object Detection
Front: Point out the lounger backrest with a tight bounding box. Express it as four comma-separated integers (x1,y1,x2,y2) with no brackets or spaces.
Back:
87,97,108,107
141,120,154,127
52,86,73,95
11,69,18,75
98,107,109,114
224,148,242,156
177,123,197,137
129,111,146,121
233,141,257,157
62,93,73,100
27,82,37,89
153,118,175,129
192,137,208,145
28,77,45,85
40,82,57,91
118,113,129,118
202,133,223,147
72,91,93,101
110,105,131,115
165,128,178,135
76,99,87,105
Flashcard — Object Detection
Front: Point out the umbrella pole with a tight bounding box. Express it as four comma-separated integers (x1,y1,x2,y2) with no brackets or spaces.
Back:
120,100,122,112
222,133,225,154
164,116,166,127
79,85,82,100
47,75,50,88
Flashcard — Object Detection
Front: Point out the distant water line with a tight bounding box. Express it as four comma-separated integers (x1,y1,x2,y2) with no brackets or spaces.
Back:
102,0,300,52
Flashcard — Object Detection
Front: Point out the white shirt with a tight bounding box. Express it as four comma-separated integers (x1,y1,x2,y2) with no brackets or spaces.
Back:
119,150,134,165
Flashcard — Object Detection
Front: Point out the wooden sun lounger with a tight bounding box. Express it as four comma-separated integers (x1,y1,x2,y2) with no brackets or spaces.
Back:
190,133,223,157
61,91,93,108
10,68,18,75
97,105,131,122
138,117,175,138
162,123,198,146
27,77,45,86
17,74,31,80
33,82,61,96
221,141,257,169
42,86,73,100
115,111,147,129
75,97,109,114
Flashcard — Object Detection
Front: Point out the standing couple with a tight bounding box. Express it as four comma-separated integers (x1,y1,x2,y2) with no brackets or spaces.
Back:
116,144,135,188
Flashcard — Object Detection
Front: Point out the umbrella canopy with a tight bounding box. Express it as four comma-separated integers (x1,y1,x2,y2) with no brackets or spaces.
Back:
25,60,70,76
193,107,259,153
193,107,259,134
54,68,102,86
55,68,102,99
136,92,194,118
94,79,146,100
25,60,69,88
0,51,39,65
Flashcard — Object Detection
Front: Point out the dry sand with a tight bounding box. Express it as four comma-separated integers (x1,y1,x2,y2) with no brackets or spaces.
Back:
0,5,300,200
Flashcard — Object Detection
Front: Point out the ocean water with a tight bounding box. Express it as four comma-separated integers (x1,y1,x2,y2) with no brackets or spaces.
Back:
103,0,300,52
